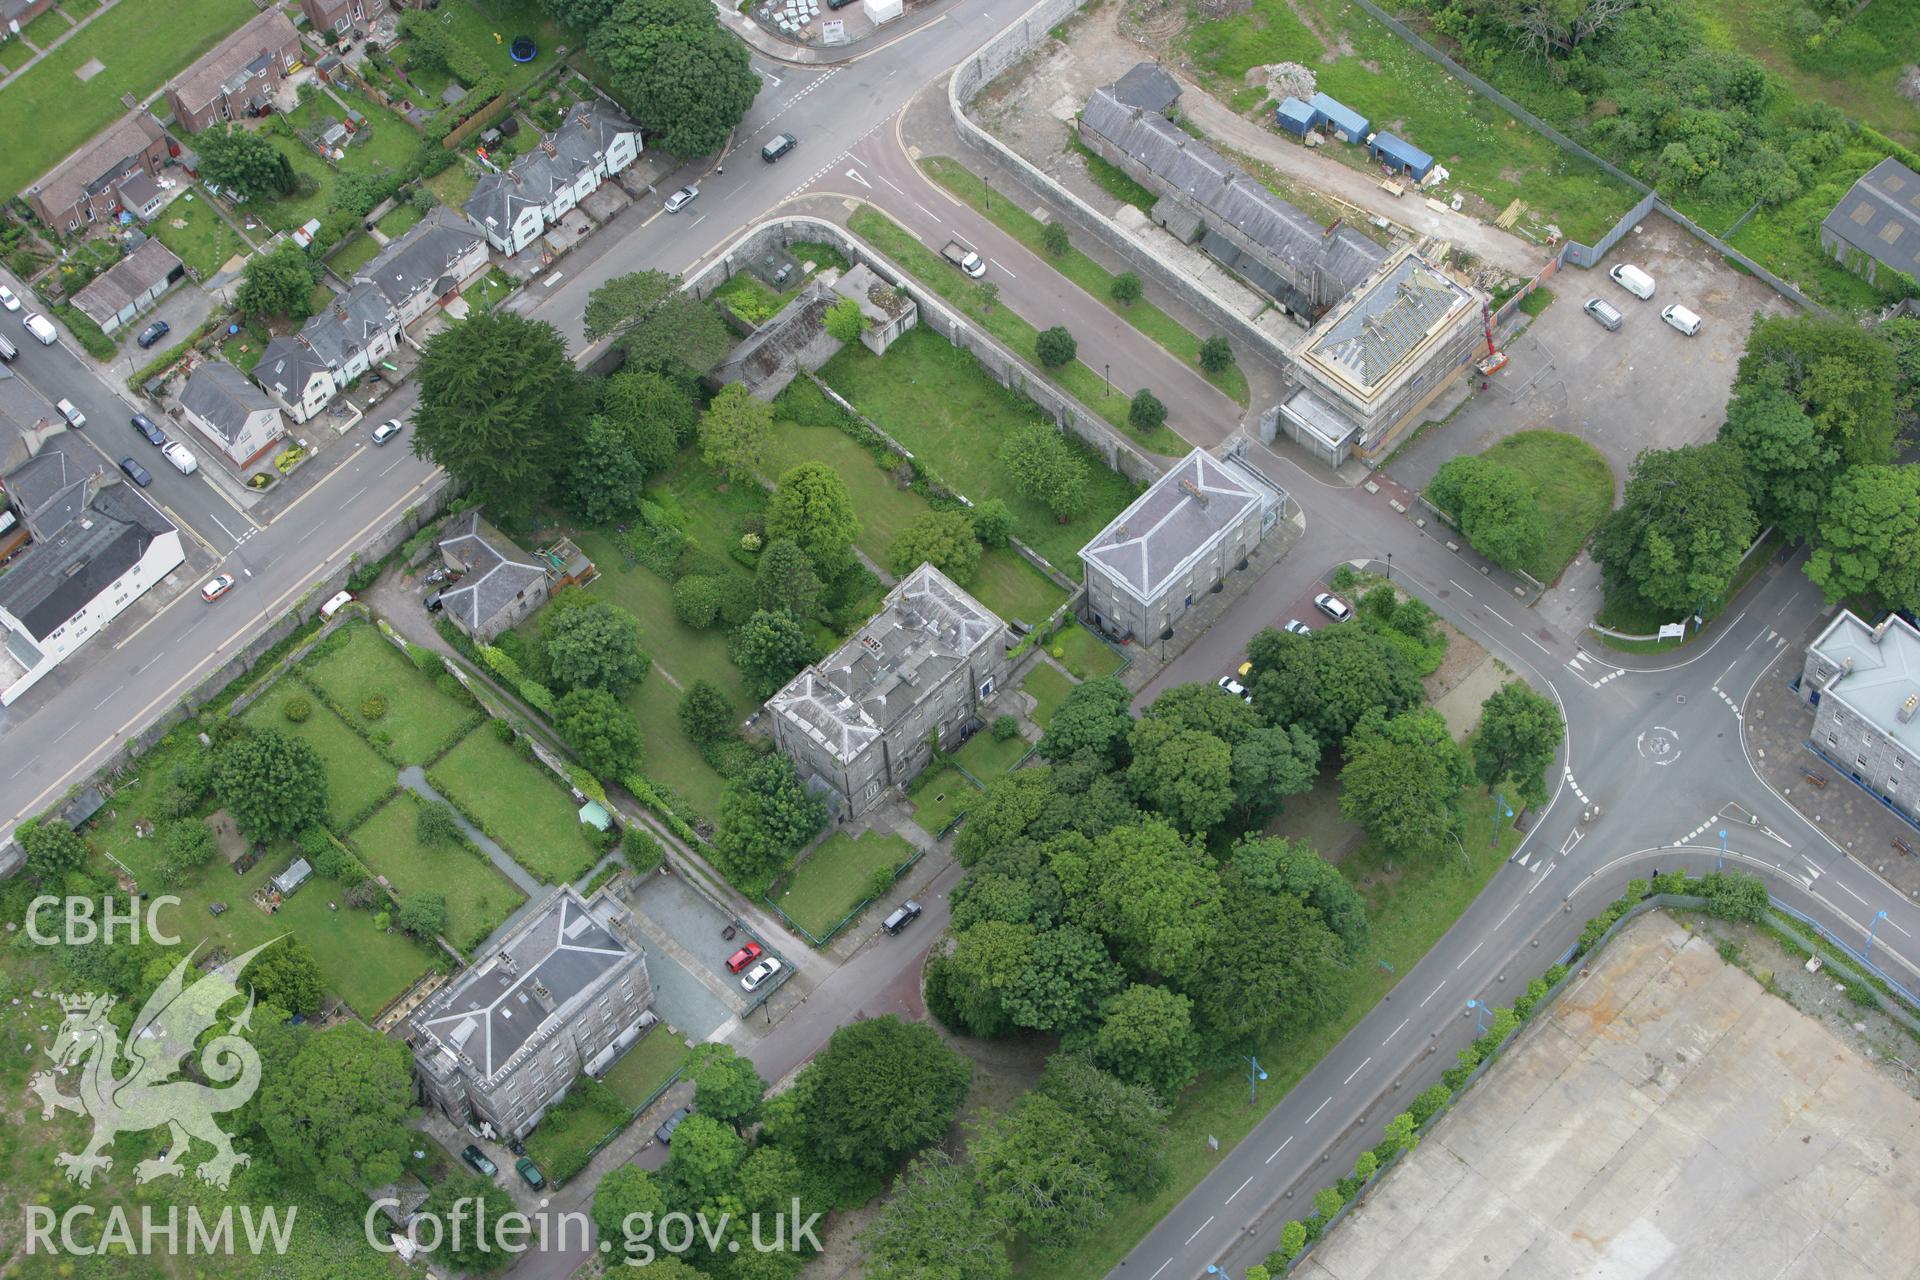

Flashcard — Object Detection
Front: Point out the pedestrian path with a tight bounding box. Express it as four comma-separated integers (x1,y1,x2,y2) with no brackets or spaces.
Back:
396,764,542,897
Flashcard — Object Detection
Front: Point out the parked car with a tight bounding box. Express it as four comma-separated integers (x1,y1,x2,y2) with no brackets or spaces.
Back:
739,957,783,992
461,1145,498,1178
423,591,444,613
0,333,15,361
56,398,86,429
1313,592,1352,622
0,285,18,312
655,1107,692,1145
130,413,165,445
319,590,355,620
136,319,170,349
1583,298,1623,332
201,574,236,602
882,901,923,935
162,441,197,474
941,240,987,279
726,940,764,973
371,418,405,445
514,1157,546,1190
663,185,699,213
761,132,797,163
1283,619,1312,635
21,312,57,345
118,456,152,487
1216,674,1252,704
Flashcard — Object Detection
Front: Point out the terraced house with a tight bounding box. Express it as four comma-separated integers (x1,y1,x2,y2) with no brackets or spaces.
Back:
254,281,401,423
25,111,175,233
163,9,303,135
356,204,490,326
463,101,641,257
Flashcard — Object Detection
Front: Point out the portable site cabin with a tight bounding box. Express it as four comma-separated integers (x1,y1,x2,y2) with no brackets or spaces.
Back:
1369,131,1434,180
1309,93,1369,144
862,0,902,22
1275,97,1319,137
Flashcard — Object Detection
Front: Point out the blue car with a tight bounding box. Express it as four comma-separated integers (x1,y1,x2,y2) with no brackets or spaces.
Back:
130,413,164,446
136,320,170,349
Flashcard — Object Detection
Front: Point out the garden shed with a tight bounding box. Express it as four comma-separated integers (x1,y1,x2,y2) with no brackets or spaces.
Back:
271,857,313,896
1369,131,1434,180
1275,97,1319,138
1309,92,1368,143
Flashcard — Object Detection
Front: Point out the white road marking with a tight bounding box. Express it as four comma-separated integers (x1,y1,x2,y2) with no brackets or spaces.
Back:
1420,980,1446,1007
1183,1216,1214,1246
1529,862,1555,891
846,168,871,189
1343,1056,1372,1085
1497,902,1520,927
1225,1175,1254,1205
1801,858,1824,881
989,258,1016,277
1305,1097,1332,1124
1383,1017,1409,1045
1526,634,1550,653
1455,939,1485,969
1834,879,1869,907
1449,579,1475,598
1514,852,1530,867
380,457,406,476
1149,1261,1172,1280
688,214,706,228
911,200,937,221
1487,612,1514,628
880,174,905,194
206,510,242,543
94,685,123,710
1561,829,1584,856
1882,915,1913,938
1266,1135,1294,1164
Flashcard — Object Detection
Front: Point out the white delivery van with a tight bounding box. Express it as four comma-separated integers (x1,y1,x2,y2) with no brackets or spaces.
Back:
21,311,57,345
1661,304,1702,336
1609,263,1656,300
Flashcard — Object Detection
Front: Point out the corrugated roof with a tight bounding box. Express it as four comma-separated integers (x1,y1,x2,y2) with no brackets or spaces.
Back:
72,238,182,324
1370,131,1433,176
1081,448,1283,605
1309,92,1368,138
1820,157,1920,280
1303,253,1472,391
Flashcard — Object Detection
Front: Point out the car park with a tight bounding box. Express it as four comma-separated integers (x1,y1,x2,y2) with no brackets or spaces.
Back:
118,456,152,487
1313,592,1352,622
515,1158,546,1190
130,413,164,445
461,1145,497,1177
201,574,236,602
56,399,85,429
1283,619,1312,635
656,1107,692,1145
0,333,14,361
740,957,783,992
663,185,699,213
163,441,197,474
1583,298,1623,332
1216,675,1252,704
761,133,797,163
883,901,923,935
1661,304,1702,336
371,418,405,445
21,312,57,345
0,285,17,312
726,940,763,972
136,319,170,349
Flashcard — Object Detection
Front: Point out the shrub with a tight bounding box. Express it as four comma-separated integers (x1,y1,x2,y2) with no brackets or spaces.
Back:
990,714,1020,741
971,497,1014,548
672,575,725,629
625,830,665,874
1128,388,1167,434
1313,1186,1343,1218
1198,334,1234,373
282,696,311,723
359,694,389,721
1410,1081,1452,1125
1109,271,1141,305
868,865,895,900
1034,326,1076,368
416,800,461,847
1041,221,1069,256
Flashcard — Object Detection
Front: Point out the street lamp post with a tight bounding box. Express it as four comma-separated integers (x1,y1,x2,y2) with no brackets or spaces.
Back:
1467,998,1486,1037
1245,1054,1268,1106
983,174,991,211
1104,362,1111,397
1717,828,1728,871
1867,910,1889,962
1491,794,1512,846
1385,552,1392,580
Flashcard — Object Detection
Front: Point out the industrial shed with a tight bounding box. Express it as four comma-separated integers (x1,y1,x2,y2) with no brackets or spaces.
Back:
1369,131,1434,180
1275,97,1318,137
1309,92,1368,143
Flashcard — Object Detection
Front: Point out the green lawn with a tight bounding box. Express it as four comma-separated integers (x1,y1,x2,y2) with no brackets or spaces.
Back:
1046,615,1126,679
712,271,788,326
349,793,527,953
1462,430,1614,586
1688,0,1918,147
86,726,214,881
433,727,603,883
648,449,766,591
921,155,1251,408
21,7,72,49
377,200,426,238
1180,0,1633,242
906,764,981,836
328,231,383,276
461,266,514,312
522,1080,630,1185
628,674,729,822
0,0,259,198
301,622,478,764
150,188,247,279
847,206,1189,454
431,0,582,102
222,320,271,374
775,829,914,939
952,727,1031,783
602,1031,693,1111
242,681,398,830
570,529,754,708
817,325,1140,579
428,160,480,209
1066,130,1158,214
250,130,336,229
1020,662,1076,728
970,550,1069,626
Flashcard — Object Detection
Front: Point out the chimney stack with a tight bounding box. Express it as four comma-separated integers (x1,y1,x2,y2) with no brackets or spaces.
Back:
1873,616,1893,644
1901,693,1920,724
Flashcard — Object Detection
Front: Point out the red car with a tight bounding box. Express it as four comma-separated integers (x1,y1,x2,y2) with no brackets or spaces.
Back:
726,941,763,973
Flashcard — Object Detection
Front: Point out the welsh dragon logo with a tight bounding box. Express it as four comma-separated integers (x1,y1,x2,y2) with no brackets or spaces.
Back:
30,939,277,1190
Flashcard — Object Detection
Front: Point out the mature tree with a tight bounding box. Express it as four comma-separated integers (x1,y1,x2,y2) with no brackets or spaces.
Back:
245,937,324,1014
1198,334,1234,374
1427,455,1543,572
556,687,645,780
972,497,1015,547
1718,384,1838,542
1035,1054,1170,1196
714,752,827,889
1472,680,1564,806
1126,718,1234,833
698,383,774,484
1226,835,1368,958
1066,819,1220,980
156,818,217,886
1110,272,1142,306
16,818,87,880
418,1174,517,1272
416,799,461,847
1000,423,1088,522
1036,675,1133,768
1734,315,1899,469
678,678,736,743
1004,924,1124,1033
589,0,759,158
970,1092,1117,1254
395,890,448,940
1229,722,1319,821
1187,889,1344,1044
941,920,1035,1037
754,538,823,618
591,1166,670,1262
685,1042,767,1131
888,509,982,583
582,269,731,374
216,728,327,840
258,1023,413,1204
1592,442,1756,618
1080,983,1197,1104
1128,389,1167,434
537,0,621,33
672,574,725,628
545,601,650,695
1806,464,1920,611
729,609,818,700
235,242,320,321
661,1112,747,1207
197,123,295,201
863,1150,1011,1280
412,311,585,518
1340,708,1473,856
765,462,860,574
561,414,648,525
825,296,868,343
1143,680,1260,741
796,1015,971,1174
1041,221,1070,256
603,367,702,457
1245,625,1423,751
1887,316,1920,422
1034,326,1077,369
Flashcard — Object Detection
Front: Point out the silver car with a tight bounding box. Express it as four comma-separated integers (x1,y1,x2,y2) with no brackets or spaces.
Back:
663,185,699,213
739,957,783,992
371,418,405,445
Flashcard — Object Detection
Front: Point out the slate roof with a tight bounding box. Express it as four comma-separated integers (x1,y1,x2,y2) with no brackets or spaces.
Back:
1082,86,1385,299
0,477,175,642
770,564,1004,765
414,887,632,1082
4,447,90,540
27,112,168,217
436,509,547,636
166,10,298,114
72,238,182,325
256,333,333,400
181,360,277,444
357,204,485,309
1082,449,1280,605
1821,157,1920,281
1809,610,1920,754
1302,252,1473,392
300,280,398,367
1111,61,1180,114
464,99,637,234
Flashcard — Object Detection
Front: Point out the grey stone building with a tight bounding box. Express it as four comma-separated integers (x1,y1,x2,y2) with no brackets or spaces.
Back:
1081,447,1287,645
411,885,656,1141
769,563,1009,818
1799,609,1920,826
437,509,550,642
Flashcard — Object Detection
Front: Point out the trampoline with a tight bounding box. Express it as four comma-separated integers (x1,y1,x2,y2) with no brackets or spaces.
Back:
509,35,536,62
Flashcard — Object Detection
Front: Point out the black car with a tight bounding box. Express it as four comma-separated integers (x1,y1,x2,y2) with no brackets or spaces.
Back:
461,1144,498,1178
136,320,170,349
424,591,444,613
118,456,153,487
130,413,165,446
761,132,797,163
655,1106,692,1145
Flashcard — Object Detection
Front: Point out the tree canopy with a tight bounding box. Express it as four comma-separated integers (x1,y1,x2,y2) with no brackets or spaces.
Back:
754,538,823,619
1036,675,1134,768
236,242,321,321
216,728,328,840
1339,708,1473,856
888,509,983,584
729,609,818,700
862,1150,1011,1280
258,1023,414,1205
1245,623,1423,751
588,0,760,158
698,383,774,484
544,601,650,695
714,752,828,891
1806,464,1920,612
1471,680,1563,806
581,269,730,374
766,462,861,575
198,123,295,202
1000,424,1087,522
556,687,646,780
560,414,648,525
794,1015,971,1174
1592,441,1756,619
1427,454,1544,572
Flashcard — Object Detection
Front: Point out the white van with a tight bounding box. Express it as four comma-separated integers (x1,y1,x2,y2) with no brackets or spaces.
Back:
1609,263,1656,300
21,312,57,346
1661,304,1702,336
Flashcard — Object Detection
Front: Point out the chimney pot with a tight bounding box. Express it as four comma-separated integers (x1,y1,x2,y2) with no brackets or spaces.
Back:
1901,692,1920,724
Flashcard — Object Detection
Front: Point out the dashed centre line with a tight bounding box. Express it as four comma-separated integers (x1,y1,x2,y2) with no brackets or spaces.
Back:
1343,1056,1372,1085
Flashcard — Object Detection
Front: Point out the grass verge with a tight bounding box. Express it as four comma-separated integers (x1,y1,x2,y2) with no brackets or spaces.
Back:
775,829,914,939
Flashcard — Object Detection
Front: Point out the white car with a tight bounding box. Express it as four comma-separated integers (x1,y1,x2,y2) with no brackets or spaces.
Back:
22,312,57,345
1282,619,1312,636
739,956,783,993
162,440,197,474
0,285,18,312
55,398,85,428
1216,675,1252,704
1314,592,1352,622
663,185,699,213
